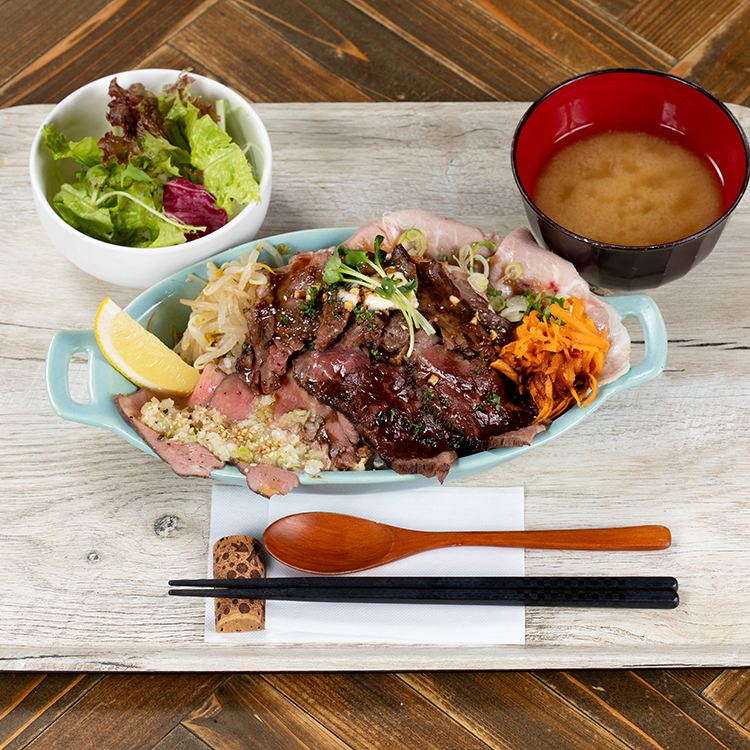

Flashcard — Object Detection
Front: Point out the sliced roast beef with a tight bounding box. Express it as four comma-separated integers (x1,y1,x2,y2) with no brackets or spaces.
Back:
115,390,224,478
324,411,371,471
390,450,457,482
184,366,227,408
344,209,499,262
230,459,300,498
485,422,549,448
272,369,370,471
207,372,257,421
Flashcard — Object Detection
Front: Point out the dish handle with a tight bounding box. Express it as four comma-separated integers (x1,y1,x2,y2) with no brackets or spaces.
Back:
45,330,127,430
605,294,668,394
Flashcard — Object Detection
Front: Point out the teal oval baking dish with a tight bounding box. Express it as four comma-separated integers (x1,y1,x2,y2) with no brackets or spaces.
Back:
45,227,668,494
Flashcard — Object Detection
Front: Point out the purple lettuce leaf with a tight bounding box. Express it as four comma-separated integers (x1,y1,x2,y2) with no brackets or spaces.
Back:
162,178,227,240
106,78,166,140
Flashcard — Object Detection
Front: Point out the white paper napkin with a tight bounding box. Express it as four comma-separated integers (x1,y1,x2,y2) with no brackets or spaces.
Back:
204,484,525,644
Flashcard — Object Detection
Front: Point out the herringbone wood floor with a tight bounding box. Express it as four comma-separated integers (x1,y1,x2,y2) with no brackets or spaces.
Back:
2,1,750,748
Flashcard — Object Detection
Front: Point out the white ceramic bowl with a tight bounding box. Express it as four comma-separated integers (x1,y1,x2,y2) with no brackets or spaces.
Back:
29,69,272,288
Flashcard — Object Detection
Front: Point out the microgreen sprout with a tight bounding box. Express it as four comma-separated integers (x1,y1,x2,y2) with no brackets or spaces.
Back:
322,235,435,355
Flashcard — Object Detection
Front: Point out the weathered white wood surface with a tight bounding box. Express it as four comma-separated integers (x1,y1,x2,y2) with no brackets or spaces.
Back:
1,102,749,671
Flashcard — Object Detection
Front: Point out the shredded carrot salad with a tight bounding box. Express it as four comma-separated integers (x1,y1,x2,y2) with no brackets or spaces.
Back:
491,296,610,422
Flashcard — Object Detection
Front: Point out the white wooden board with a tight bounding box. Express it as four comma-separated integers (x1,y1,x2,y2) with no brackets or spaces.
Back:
1,102,749,670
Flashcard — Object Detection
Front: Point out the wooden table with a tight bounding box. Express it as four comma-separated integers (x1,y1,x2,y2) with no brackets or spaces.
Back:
2,99,749,672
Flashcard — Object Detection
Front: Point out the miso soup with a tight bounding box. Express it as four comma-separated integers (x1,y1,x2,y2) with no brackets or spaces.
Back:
533,130,723,246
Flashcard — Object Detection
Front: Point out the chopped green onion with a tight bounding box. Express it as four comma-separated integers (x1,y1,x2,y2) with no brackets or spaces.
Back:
397,227,428,257
504,262,522,280
468,272,488,292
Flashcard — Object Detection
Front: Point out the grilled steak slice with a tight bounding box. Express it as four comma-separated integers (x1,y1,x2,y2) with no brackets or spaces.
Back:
237,247,351,393
230,459,300,498
414,257,514,361
235,268,278,393
293,348,459,481
409,331,536,450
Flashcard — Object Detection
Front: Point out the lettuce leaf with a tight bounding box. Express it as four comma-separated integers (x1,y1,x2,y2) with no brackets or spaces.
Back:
42,124,102,167
53,183,114,240
163,178,227,240
42,72,260,248
184,107,260,213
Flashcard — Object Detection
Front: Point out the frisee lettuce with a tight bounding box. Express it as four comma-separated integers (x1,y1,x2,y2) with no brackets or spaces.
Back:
42,73,260,248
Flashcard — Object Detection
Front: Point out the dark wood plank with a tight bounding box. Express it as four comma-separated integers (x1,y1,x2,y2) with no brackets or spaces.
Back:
182,674,352,750
0,0,111,85
346,0,672,98
344,0,576,100
152,725,215,750
586,0,641,19
139,45,212,78
457,0,674,70
0,0,215,106
537,670,750,748
635,670,750,745
169,0,373,102
668,1,750,106
262,672,509,750
668,669,724,693
702,668,750,726
0,674,46,715
623,0,747,58
20,674,226,750
401,671,633,750
0,673,102,750
170,0,492,103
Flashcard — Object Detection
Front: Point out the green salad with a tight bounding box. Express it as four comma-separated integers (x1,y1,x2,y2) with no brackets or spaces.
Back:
42,73,260,248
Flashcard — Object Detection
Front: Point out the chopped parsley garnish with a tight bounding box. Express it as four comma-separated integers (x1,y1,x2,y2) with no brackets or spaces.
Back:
300,285,320,318
486,392,505,412
353,303,373,324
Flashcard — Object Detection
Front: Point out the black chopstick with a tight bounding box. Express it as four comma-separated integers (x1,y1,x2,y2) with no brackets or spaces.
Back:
168,576,679,609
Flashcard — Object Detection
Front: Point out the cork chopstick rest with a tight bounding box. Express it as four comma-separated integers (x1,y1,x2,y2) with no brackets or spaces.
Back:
213,535,265,632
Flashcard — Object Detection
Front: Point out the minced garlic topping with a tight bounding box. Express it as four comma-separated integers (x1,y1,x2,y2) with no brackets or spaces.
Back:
140,395,329,475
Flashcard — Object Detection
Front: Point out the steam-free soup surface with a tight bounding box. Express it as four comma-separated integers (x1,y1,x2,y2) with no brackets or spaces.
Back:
533,130,723,246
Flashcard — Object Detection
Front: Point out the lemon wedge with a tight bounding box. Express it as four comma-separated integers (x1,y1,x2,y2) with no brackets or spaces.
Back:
94,297,200,396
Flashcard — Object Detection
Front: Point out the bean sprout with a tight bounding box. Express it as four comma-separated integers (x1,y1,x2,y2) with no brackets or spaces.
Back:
179,248,271,371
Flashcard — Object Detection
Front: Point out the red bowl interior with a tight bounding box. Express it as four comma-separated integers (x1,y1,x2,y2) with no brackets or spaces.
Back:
513,69,749,217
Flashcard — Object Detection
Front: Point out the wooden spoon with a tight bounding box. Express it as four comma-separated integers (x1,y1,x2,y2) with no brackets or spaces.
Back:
262,512,672,575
